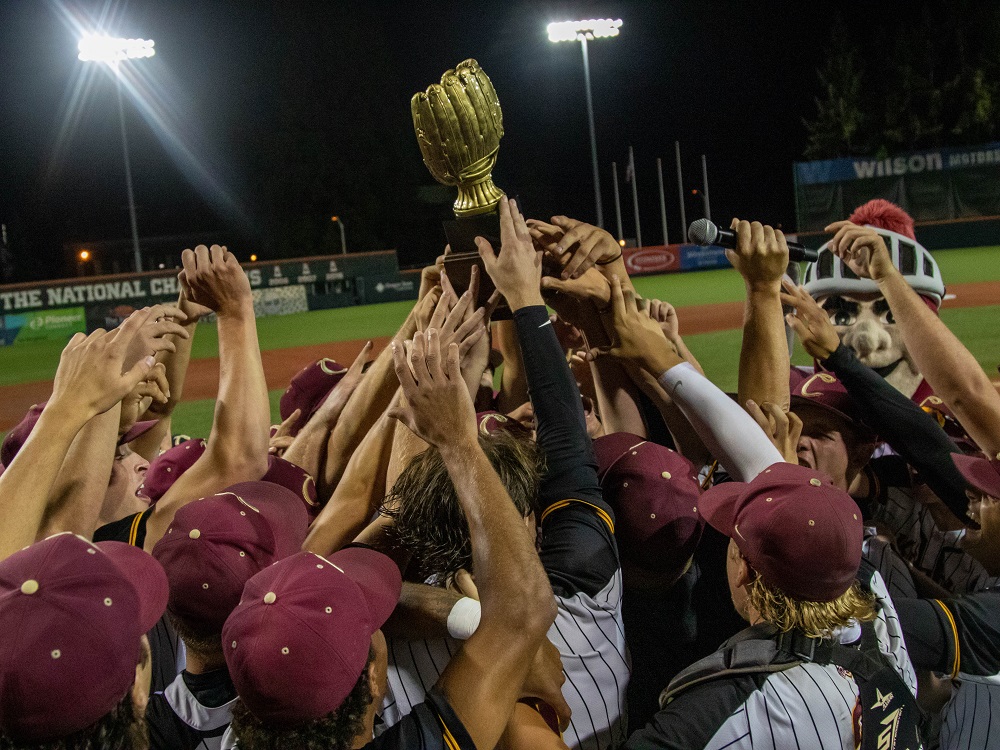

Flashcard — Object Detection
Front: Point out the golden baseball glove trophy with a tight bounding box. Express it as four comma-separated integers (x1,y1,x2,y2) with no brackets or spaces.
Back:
412,59,509,316
411,59,505,217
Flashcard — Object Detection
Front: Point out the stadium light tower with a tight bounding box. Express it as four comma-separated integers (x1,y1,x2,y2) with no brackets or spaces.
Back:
78,34,155,272
547,18,622,229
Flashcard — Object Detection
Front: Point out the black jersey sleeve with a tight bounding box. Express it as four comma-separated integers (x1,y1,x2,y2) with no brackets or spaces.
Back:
894,592,1000,678
513,305,619,599
92,507,152,547
822,344,969,518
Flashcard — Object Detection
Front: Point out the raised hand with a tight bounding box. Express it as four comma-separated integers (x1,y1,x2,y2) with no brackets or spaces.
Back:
745,399,802,464
389,331,477,450
475,198,543,312
310,341,373,429
122,303,190,368
823,220,897,281
269,408,301,456
119,362,169,436
590,276,683,376
780,278,841,360
50,310,163,421
548,216,622,280
178,244,252,317
646,298,680,340
727,218,789,290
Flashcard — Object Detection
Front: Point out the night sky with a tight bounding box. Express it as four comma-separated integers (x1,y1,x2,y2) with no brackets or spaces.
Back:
1,0,923,281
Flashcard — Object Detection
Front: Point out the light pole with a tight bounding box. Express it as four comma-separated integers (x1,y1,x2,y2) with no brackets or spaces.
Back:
548,18,622,230
78,34,155,273
331,216,347,254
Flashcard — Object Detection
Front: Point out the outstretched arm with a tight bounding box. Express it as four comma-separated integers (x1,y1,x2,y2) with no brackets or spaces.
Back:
390,320,560,749
144,245,270,552
0,311,165,559
826,220,1000,456
730,219,792,414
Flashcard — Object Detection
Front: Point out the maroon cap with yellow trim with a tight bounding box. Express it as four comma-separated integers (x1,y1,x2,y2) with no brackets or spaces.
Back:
0,533,168,742
223,547,401,725
699,462,863,602
593,433,703,578
279,358,348,436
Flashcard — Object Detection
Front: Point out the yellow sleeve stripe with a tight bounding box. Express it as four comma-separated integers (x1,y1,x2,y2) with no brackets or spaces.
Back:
540,499,614,534
436,715,461,750
128,512,143,547
932,599,961,678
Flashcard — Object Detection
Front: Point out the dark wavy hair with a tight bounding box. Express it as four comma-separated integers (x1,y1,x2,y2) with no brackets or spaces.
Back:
382,431,542,579
229,648,375,750
0,685,147,750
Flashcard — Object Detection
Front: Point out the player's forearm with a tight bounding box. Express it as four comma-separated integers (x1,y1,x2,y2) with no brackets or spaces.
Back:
514,305,602,508
494,319,529,414
208,303,270,479
589,357,647,437
659,362,783,481
630,366,711,466
440,443,555,634
324,343,404,491
738,285,790,413
0,403,89,560
878,270,1000,455
302,413,395,556
383,583,464,640
41,406,120,539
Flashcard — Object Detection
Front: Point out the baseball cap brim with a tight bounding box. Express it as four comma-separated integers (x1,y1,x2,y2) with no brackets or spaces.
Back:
953,453,1000,498
95,541,169,631
696,479,743,538
120,419,159,446
327,546,402,628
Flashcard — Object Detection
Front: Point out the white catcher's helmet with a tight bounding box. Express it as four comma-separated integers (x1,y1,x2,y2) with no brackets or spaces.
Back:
801,226,945,306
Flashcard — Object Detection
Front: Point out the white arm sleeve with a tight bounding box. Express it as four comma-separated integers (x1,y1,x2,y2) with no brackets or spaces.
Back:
657,362,784,482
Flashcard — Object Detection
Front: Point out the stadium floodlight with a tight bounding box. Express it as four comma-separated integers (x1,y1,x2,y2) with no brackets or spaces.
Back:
78,33,155,272
78,34,155,63
546,19,622,42
547,19,622,229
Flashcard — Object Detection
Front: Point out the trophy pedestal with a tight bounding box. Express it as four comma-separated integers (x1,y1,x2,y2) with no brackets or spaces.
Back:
442,212,511,320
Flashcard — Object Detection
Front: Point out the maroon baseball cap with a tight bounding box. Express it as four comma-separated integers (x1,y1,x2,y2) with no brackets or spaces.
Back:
223,547,401,726
0,533,167,742
262,454,320,517
953,452,1000,499
152,481,310,636
279,358,348,435
790,371,875,440
139,438,207,503
593,433,703,577
699,462,864,602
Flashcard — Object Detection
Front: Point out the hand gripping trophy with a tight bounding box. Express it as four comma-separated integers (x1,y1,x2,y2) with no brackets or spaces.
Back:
412,59,510,315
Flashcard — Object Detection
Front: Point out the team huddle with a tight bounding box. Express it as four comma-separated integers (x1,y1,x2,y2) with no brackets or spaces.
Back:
1,196,998,750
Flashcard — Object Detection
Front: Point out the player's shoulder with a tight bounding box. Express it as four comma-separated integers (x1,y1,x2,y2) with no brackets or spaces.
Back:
365,688,476,750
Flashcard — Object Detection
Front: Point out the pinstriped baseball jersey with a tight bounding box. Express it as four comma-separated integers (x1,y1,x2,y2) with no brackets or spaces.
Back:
626,570,918,749
380,568,628,750
940,677,1000,750
147,670,236,750
863,527,918,600
380,501,628,750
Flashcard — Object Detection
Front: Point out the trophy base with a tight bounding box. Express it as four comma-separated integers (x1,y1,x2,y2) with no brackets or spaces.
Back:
443,213,511,320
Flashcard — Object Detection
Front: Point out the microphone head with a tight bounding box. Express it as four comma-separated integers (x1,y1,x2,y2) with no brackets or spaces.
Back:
687,218,718,246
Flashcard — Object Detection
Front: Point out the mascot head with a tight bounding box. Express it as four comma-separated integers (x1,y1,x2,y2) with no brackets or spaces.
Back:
802,200,945,399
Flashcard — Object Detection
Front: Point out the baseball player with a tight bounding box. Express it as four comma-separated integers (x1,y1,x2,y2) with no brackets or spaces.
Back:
220,323,564,749
377,198,629,749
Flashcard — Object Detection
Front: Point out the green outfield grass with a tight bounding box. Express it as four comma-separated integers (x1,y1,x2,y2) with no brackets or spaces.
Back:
3,244,998,437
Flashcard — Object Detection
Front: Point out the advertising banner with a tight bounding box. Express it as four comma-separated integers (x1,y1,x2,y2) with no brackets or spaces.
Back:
794,142,1000,186
1,308,86,345
679,244,731,271
622,245,681,276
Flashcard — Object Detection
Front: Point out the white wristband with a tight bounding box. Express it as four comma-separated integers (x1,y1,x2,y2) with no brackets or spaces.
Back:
446,597,482,640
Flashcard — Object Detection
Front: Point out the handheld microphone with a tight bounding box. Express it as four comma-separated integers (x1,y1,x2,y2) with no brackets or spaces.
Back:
687,218,819,263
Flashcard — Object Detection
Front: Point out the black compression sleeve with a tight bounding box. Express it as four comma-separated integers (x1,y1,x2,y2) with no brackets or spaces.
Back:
513,305,605,510
822,343,968,518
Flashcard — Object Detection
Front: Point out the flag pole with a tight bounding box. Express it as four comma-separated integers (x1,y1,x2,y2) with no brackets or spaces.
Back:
628,146,641,248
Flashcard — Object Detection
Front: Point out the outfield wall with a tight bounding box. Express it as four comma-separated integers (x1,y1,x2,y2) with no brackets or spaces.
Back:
0,251,417,345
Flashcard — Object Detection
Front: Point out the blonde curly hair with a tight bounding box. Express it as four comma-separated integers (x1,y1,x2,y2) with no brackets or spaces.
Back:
746,575,877,638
